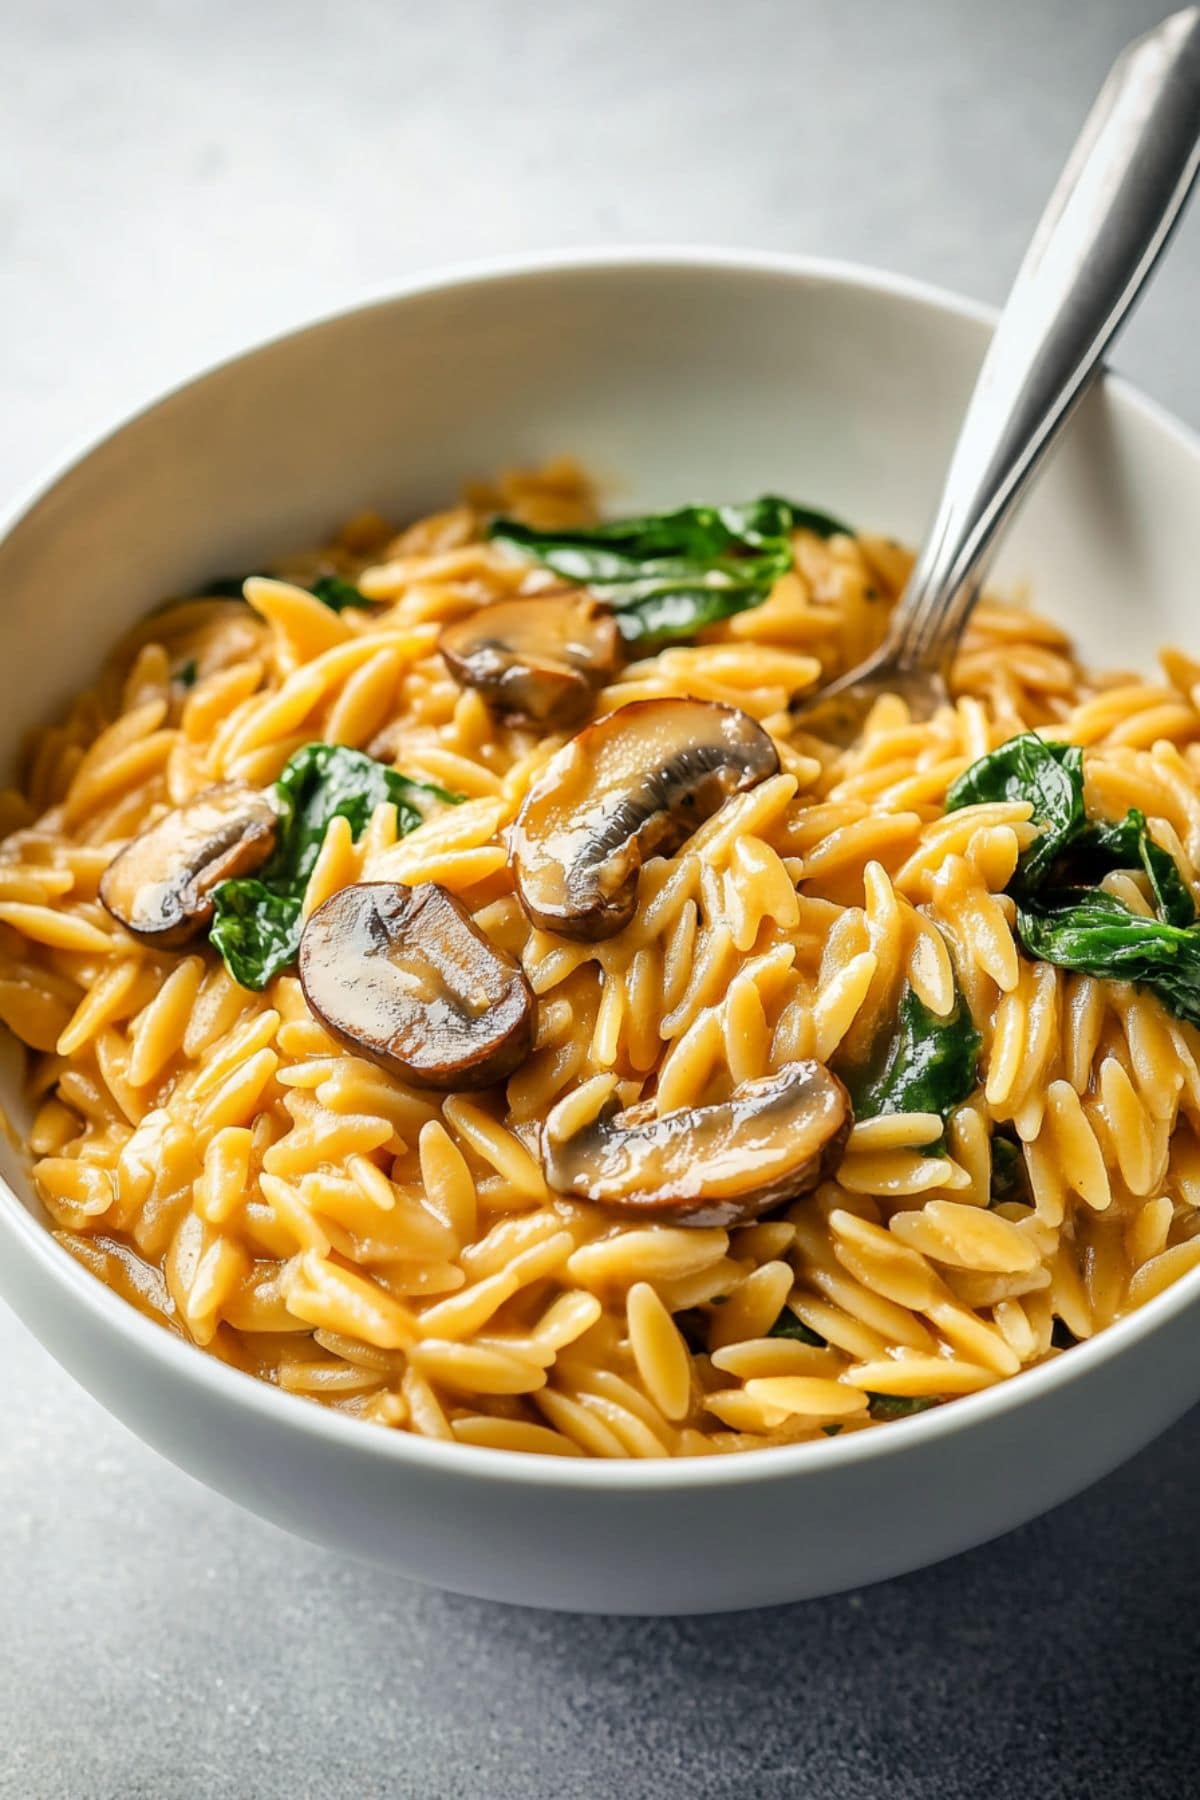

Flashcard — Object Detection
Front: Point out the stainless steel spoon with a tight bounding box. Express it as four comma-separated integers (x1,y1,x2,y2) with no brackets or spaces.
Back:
794,7,1200,745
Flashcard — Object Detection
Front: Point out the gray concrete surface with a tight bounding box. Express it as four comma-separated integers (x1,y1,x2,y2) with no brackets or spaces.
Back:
2,1,1199,1794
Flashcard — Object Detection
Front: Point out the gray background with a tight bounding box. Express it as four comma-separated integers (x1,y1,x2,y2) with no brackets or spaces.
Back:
3,1,1199,1795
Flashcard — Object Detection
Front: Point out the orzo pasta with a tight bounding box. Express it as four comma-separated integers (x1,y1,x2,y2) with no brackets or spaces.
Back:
4,458,1200,1458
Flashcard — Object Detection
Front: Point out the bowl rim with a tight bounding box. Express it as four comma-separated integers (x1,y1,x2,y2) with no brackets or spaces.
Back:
3,242,1200,1494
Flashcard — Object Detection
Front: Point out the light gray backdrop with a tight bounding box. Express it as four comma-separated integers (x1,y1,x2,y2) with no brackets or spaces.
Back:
2,2,1197,1796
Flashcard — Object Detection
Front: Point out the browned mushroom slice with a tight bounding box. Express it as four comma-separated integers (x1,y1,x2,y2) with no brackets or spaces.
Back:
298,881,535,1090
99,782,278,946
510,698,780,940
543,1062,851,1227
439,592,622,728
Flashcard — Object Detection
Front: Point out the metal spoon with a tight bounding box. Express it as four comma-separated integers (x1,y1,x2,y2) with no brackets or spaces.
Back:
793,7,1200,745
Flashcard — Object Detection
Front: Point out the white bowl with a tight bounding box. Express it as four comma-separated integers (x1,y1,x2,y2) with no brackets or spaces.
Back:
2,250,1199,1616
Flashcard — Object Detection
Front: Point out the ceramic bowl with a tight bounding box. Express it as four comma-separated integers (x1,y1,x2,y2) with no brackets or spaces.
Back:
2,251,1198,1614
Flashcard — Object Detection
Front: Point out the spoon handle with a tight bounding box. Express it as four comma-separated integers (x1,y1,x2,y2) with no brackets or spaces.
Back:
885,7,1200,676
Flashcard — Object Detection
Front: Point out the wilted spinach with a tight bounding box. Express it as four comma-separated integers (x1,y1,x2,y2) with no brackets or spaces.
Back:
197,574,253,599
488,495,853,651
1016,890,1200,1024
946,734,1085,887
194,573,374,613
947,731,1200,1024
208,744,457,991
767,1308,825,1347
1078,809,1195,928
989,1132,1027,1204
308,574,374,613
850,987,981,1123
207,882,304,995
867,1394,939,1420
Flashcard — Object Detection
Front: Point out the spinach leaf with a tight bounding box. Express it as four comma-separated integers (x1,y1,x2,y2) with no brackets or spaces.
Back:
767,1308,825,1347
851,986,981,1122
1142,835,1194,926
610,585,769,649
989,1132,1027,1204
207,882,305,995
867,1394,939,1420
175,659,199,689
1082,810,1195,927
208,744,457,991
308,574,374,613
946,733,1086,887
487,495,852,651
947,733,1200,1026
198,574,253,598
192,573,374,613
491,496,846,570
1016,889,1200,1027
786,504,855,540
270,743,454,883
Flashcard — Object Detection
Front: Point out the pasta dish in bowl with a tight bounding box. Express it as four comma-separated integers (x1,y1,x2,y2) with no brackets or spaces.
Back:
6,458,1200,1459
1,252,1198,1610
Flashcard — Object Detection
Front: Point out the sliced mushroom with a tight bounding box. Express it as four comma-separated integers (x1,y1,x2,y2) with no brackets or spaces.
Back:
543,1062,851,1227
510,698,780,940
99,782,278,945
439,592,622,728
298,881,535,1089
